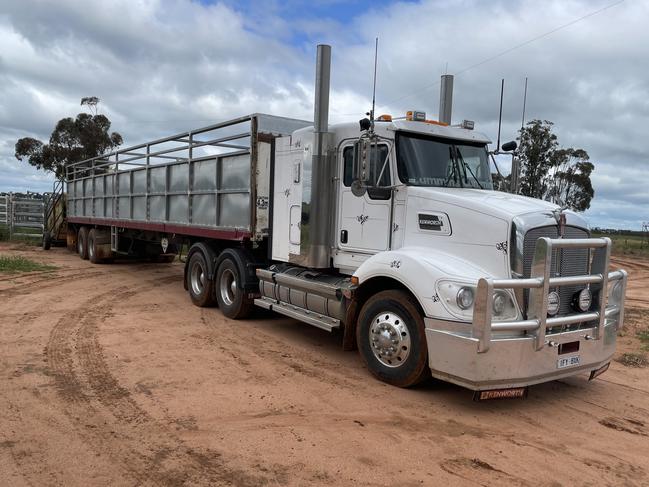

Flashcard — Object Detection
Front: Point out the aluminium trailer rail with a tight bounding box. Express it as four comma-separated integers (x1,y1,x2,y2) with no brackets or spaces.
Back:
66,114,311,242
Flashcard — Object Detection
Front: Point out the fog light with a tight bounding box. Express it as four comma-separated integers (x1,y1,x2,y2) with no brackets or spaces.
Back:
547,291,560,316
456,287,474,310
577,288,592,312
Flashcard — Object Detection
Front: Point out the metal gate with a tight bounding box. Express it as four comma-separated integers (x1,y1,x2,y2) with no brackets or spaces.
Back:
0,193,46,239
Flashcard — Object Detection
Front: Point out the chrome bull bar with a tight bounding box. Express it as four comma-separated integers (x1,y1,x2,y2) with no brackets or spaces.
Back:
473,237,628,353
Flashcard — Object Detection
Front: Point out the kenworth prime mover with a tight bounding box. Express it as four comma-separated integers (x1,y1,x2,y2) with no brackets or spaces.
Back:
58,45,627,398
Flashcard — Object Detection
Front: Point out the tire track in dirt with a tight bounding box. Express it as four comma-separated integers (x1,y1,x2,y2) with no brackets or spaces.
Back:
0,263,167,299
44,275,275,487
199,309,370,393
198,309,495,440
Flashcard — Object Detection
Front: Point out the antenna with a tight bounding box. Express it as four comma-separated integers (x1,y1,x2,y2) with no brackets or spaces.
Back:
496,79,504,152
370,37,378,132
521,77,528,131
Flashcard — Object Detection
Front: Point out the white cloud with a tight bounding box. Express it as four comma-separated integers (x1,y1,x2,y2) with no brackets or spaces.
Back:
0,0,646,229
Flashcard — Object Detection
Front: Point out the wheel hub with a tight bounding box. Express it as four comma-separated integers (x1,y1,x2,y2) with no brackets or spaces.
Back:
220,268,237,306
190,262,205,296
369,312,411,368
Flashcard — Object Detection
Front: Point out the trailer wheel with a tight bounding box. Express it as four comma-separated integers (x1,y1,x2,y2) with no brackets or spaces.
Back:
215,257,253,319
77,227,89,260
187,251,217,307
356,290,429,388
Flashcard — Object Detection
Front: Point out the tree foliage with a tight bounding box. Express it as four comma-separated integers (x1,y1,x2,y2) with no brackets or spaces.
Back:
15,103,122,180
516,120,594,211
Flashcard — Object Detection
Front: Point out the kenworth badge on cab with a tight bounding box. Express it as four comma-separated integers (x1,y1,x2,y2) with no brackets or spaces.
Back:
51,45,627,399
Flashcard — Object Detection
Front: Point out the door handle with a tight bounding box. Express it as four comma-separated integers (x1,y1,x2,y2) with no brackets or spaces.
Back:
340,230,348,244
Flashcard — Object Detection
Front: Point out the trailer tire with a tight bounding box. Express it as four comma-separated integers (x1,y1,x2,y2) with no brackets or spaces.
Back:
77,227,89,260
187,250,217,307
215,257,253,319
356,290,429,388
88,229,112,264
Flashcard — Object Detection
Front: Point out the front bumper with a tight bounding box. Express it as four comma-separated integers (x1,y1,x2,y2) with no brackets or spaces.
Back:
425,237,628,391
425,319,618,390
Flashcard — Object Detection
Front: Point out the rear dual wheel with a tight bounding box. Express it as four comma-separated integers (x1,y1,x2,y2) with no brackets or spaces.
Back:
215,257,253,319
77,227,89,260
186,248,253,319
187,251,217,307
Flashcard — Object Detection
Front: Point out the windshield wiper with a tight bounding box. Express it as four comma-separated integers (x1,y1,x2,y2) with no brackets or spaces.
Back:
444,146,462,187
455,146,483,189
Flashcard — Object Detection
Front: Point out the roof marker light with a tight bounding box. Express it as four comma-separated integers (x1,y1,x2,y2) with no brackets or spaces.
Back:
406,110,426,121
461,120,475,130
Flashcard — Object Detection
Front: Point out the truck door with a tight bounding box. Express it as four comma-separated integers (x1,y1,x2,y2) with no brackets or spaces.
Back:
337,143,392,252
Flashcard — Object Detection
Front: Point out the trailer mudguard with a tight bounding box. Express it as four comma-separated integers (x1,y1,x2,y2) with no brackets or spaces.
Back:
214,247,261,292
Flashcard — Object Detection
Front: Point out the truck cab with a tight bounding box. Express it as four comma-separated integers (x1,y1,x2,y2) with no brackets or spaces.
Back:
259,111,627,394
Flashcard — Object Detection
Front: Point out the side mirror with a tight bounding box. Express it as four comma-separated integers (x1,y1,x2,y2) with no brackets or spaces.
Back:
501,141,517,152
351,138,371,196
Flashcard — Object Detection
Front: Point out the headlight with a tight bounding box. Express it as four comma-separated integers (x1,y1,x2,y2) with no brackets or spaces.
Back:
493,291,507,315
437,280,477,320
436,280,519,321
456,287,474,310
492,290,518,320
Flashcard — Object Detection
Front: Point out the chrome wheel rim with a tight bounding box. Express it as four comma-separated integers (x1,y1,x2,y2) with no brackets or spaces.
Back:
369,311,412,368
88,238,94,259
190,261,205,296
78,237,83,255
219,268,237,306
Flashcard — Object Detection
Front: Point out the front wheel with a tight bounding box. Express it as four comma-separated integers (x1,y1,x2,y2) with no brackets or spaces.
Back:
356,290,430,388
215,257,253,319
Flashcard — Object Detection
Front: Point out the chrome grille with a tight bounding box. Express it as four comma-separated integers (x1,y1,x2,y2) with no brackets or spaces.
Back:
522,225,590,315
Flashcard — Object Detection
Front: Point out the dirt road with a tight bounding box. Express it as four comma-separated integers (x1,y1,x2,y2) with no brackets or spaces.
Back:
1,243,648,486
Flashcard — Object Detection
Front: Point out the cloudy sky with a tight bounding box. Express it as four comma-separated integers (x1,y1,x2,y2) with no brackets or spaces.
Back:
0,0,646,229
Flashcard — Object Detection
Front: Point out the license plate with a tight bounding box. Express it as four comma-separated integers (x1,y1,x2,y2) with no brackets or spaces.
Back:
557,355,580,369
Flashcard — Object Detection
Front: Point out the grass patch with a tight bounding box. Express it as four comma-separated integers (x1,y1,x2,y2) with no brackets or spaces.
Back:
0,255,56,273
637,329,649,351
593,232,649,258
617,352,648,368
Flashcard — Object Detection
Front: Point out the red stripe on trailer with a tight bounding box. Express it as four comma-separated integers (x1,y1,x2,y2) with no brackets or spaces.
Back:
66,217,251,241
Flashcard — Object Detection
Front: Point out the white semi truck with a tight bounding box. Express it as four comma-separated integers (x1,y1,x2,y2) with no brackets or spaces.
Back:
58,45,627,398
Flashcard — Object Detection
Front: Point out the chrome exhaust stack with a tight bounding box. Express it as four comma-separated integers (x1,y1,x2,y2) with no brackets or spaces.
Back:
439,74,454,125
290,44,333,268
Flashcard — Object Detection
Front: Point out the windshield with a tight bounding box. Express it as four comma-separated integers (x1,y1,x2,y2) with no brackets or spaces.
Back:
396,132,493,189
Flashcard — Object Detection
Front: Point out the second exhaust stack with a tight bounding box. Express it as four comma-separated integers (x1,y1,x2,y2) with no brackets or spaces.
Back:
439,74,454,124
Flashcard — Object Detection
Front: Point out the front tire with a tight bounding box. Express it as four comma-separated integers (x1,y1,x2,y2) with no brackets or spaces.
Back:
215,257,253,319
187,251,217,307
356,290,429,388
